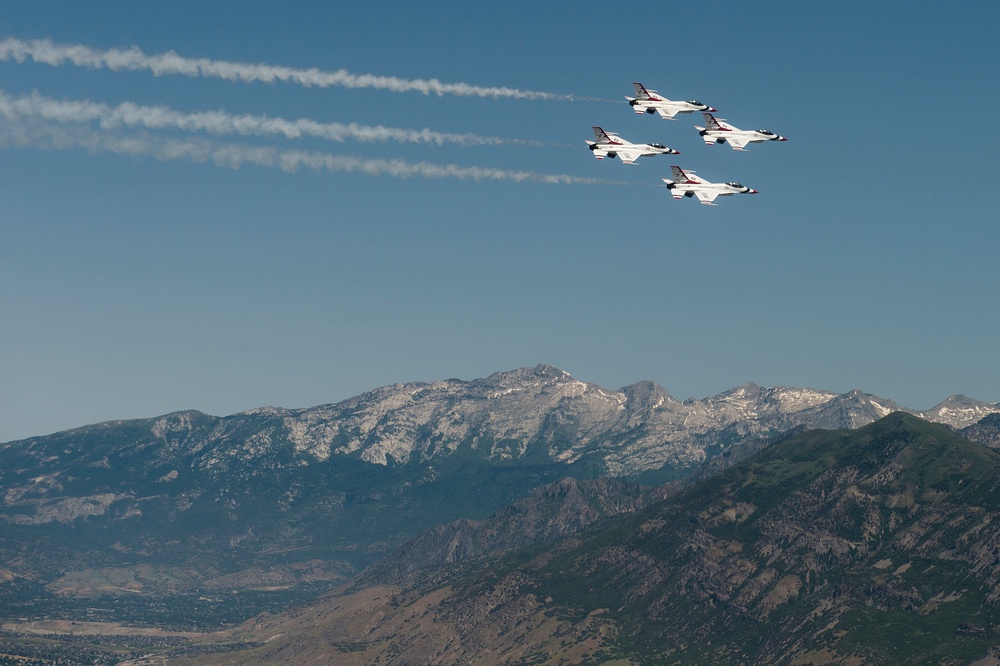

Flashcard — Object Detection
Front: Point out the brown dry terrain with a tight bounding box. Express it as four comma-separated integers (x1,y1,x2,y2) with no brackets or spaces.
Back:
2,619,216,639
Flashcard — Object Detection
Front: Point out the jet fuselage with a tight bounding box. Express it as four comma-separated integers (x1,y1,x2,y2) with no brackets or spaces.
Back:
662,166,757,205
586,127,679,164
695,113,787,151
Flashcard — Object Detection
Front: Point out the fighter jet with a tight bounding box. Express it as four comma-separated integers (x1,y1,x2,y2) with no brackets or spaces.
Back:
586,126,679,165
662,166,758,205
626,82,717,120
695,113,787,151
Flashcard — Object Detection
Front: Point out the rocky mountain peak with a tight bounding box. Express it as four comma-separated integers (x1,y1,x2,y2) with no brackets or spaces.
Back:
716,381,766,401
805,388,903,430
482,363,571,386
620,380,676,409
921,394,1000,428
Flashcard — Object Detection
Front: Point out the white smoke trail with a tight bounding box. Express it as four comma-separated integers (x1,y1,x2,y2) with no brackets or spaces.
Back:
0,117,615,185
0,89,541,147
0,37,610,102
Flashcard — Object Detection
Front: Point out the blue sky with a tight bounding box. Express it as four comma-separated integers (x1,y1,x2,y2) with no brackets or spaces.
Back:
1,1,998,441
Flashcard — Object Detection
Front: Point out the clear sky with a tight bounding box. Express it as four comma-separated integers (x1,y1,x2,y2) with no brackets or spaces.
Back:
1,1,998,441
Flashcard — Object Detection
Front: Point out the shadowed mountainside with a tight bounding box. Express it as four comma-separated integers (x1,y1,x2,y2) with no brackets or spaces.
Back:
199,414,1000,665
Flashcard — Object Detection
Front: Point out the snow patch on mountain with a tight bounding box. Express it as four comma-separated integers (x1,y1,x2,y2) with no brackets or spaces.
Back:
6,365,997,481
255,367,1000,474
918,395,1000,429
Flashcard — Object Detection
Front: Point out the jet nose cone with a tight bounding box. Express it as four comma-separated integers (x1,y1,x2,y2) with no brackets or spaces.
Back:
778,136,788,141
671,149,681,155
749,189,759,194
708,107,718,112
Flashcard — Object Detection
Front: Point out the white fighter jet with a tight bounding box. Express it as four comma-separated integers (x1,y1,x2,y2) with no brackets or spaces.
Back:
586,126,679,165
662,166,758,205
626,82,717,120
695,113,787,151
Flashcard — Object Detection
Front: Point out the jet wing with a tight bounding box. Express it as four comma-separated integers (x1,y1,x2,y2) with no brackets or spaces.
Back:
726,136,749,151
615,149,642,164
654,106,679,120
696,191,719,205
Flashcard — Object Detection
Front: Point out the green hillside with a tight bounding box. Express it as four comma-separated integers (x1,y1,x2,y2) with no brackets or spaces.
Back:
220,414,1000,665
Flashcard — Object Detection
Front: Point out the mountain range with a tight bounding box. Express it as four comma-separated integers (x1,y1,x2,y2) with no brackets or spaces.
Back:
1,365,998,621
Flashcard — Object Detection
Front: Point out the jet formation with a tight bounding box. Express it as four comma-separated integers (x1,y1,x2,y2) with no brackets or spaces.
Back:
587,82,785,205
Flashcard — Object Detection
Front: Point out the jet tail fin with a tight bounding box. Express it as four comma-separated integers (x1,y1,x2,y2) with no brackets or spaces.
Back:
670,165,699,183
632,82,653,99
702,113,723,131
592,126,614,142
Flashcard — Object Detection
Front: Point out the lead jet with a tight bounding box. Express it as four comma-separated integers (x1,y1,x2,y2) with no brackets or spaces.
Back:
586,126,679,165
662,166,757,205
626,82,717,120
695,113,787,151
